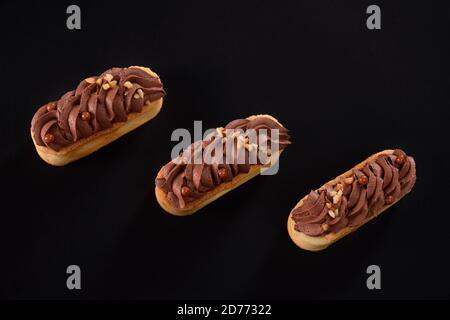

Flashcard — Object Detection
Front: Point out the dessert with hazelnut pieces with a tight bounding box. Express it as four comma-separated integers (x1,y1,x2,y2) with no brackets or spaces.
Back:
287,149,416,251
155,115,291,216
31,66,166,165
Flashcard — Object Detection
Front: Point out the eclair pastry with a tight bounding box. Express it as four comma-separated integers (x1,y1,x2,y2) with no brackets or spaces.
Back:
31,66,166,165
155,115,291,215
288,149,416,251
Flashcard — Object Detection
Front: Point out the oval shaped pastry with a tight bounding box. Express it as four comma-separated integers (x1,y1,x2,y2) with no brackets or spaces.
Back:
287,149,416,251
155,114,291,216
31,66,166,165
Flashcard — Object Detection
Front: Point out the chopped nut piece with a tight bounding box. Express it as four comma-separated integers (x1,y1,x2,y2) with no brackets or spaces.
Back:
85,77,95,84
102,83,110,90
337,190,343,196
109,80,117,88
123,81,133,89
328,210,336,218
104,73,114,82
333,194,341,204
322,223,329,231
96,78,102,85
329,190,337,197
137,88,144,98
326,202,332,209
133,93,140,99
344,177,353,184
336,183,343,191
216,127,224,137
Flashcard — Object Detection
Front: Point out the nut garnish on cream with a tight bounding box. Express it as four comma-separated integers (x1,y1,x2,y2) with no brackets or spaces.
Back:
291,149,416,236
155,117,291,209
31,67,166,151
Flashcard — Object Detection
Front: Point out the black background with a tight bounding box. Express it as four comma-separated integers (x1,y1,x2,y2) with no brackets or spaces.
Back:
1,0,449,299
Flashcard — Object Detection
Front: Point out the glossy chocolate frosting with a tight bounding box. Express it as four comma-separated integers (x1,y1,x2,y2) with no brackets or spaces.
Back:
31,67,166,151
291,149,416,236
155,117,291,209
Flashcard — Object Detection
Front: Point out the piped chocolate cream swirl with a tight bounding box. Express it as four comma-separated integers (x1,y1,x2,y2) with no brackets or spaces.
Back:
291,149,416,237
155,117,291,209
31,67,166,151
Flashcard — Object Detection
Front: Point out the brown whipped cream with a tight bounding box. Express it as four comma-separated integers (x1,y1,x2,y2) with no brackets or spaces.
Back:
31,67,166,151
291,149,416,236
155,117,291,209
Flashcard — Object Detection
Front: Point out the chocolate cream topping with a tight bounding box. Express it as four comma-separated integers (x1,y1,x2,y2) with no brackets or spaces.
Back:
291,149,416,236
155,117,291,209
31,67,166,151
